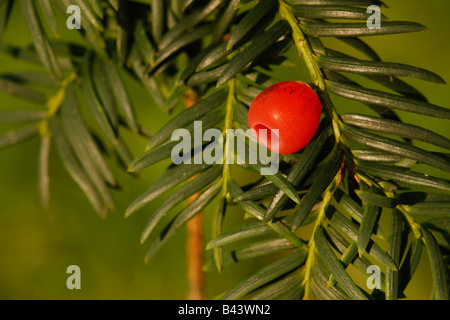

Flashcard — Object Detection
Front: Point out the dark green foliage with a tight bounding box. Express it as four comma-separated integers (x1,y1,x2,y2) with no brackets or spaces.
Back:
0,0,448,300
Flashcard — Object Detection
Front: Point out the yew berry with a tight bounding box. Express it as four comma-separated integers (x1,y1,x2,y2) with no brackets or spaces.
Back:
248,81,322,155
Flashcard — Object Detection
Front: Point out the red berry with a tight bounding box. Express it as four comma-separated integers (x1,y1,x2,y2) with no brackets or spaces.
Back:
248,81,322,155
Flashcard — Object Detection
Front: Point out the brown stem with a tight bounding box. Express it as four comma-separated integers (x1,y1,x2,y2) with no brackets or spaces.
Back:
186,197,205,300
184,88,206,300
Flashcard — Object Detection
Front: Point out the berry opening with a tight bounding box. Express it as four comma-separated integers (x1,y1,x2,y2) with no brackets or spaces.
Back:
253,124,279,151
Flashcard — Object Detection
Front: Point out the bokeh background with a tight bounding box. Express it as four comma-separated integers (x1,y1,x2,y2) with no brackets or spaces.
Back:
0,0,448,299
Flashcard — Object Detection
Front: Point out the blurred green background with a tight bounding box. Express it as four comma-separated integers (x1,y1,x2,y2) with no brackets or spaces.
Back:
0,0,448,299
